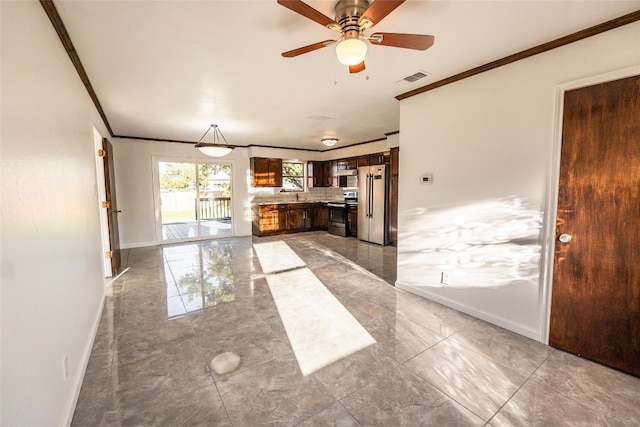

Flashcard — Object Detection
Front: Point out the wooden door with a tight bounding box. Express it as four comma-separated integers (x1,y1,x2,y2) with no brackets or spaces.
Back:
549,75,640,377
103,138,121,276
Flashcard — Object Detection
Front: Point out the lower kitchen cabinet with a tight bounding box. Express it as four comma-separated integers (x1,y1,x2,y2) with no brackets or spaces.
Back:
318,206,328,229
348,205,358,237
252,204,287,234
288,205,321,231
252,203,327,236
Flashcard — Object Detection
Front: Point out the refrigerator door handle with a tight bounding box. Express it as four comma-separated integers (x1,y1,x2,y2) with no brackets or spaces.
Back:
368,173,374,218
366,173,370,217
365,173,369,218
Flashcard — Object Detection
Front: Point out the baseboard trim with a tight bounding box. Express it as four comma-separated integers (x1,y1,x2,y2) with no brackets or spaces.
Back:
120,241,157,249
396,281,543,342
62,290,106,426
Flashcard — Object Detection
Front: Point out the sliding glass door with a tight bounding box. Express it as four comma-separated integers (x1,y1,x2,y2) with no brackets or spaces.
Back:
157,160,232,242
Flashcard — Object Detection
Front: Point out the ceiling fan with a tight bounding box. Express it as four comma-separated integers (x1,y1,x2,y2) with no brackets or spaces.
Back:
278,0,434,73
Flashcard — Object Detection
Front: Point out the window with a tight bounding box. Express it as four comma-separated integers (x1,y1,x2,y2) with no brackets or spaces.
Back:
282,161,304,191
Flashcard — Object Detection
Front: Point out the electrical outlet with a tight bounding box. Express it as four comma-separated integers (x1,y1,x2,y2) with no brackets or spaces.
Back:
440,272,450,285
63,355,69,380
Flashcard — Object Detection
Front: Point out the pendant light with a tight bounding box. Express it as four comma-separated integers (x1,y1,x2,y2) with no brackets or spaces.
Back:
195,124,233,157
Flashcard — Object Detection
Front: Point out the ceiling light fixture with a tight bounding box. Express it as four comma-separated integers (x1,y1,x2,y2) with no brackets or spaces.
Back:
322,138,339,147
335,37,367,66
195,124,233,157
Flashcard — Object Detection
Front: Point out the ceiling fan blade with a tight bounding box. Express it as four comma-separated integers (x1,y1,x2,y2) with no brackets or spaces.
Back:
278,0,341,32
282,40,336,58
358,0,406,29
369,33,434,50
349,61,366,74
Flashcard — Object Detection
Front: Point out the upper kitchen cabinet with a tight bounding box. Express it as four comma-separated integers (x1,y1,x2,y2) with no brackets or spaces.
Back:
251,157,283,187
347,157,358,170
356,155,369,167
369,151,390,166
308,161,331,187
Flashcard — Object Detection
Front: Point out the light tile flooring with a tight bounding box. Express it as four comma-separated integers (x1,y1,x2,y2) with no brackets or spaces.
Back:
162,219,232,241
72,232,640,426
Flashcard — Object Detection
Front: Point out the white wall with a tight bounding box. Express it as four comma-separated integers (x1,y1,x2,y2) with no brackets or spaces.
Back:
114,137,397,248
112,138,252,248
1,2,109,425
397,22,640,341
322,133,398,161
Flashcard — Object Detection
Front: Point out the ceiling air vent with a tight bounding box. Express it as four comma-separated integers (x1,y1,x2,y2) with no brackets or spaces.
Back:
403,71,429,83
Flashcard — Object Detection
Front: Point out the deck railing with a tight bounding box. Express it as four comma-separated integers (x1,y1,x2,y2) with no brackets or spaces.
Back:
198,197,231,220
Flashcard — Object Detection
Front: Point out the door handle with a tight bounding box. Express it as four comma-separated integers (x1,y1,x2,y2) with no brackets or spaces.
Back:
558,233,573,243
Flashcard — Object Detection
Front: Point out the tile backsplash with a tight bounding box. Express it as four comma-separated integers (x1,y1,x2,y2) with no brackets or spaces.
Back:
251,187,344,204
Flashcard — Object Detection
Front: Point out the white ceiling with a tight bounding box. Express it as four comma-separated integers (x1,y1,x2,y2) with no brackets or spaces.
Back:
54,0,639,151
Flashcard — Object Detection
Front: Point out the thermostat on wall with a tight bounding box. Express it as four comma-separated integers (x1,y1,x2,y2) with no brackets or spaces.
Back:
421,174,433,184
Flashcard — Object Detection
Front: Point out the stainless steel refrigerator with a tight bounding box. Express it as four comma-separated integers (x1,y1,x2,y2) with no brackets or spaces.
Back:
357,164,388,245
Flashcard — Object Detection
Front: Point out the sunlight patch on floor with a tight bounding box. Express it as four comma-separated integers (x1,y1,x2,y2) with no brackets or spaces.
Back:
253,241,376,376
266,267,376,376
252,241,306,274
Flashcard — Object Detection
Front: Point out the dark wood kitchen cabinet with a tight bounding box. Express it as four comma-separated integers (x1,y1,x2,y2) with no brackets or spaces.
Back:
348,204,358,237
252,204,288,234
251,157,282,188
318,205,328,229
289,204,322,231
308,161,331,187
389,147,399,245
287,207,306,231
356,155,369,167
252,203,326,236
369,151,390,165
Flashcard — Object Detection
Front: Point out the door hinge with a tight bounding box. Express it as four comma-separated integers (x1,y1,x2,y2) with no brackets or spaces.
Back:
98,149,107,157
105,250,113,259
101,200,111,209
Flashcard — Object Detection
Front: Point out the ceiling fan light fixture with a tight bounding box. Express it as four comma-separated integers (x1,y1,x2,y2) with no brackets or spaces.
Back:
335,38,367,66
322,138,339,147
195,124,234,157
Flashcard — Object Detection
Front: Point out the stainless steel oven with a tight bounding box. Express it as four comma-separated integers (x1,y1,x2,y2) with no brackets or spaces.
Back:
326,202,347,237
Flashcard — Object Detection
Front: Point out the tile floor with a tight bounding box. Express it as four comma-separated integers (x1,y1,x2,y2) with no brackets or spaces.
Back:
72,232,640,426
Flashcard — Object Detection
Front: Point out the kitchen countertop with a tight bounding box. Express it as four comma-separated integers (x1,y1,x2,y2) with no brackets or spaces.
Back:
252,200,340,206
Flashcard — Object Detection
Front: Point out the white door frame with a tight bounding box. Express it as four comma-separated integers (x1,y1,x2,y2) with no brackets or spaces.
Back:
540,65,640,344
152,155,236,244
93,127,112,277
